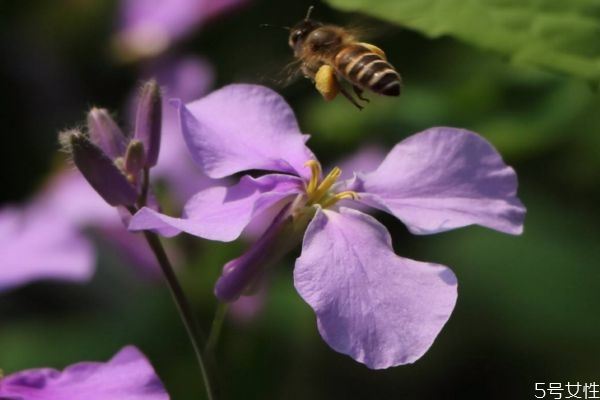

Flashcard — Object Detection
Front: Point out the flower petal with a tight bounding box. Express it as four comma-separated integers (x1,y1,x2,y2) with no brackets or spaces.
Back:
294,207,457,369
0,206,94,293
354,127,526,235
176,84,315,179
0,346,169,399
34,170,119,228
116,0,249,59
129,174,303,241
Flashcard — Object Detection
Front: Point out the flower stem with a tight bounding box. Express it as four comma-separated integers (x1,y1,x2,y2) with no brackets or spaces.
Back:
142,230,216,400
133,167,216,399
206,302,229,356
138,166,150,207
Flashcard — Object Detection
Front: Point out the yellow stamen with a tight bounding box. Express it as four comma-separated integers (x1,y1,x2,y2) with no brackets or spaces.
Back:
303,160,357,209
308,167,341,205
304,160,321,194
321,191,359,209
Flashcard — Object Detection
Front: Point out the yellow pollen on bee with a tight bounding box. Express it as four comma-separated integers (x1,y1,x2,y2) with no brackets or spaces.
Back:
304,160,359,208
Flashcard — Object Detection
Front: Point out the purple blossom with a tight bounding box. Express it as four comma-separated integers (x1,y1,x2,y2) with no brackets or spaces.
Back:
229,146,386,321
0,170,163,293
336,144,386,181
129,84,526,369
229,289,266,324
0,205,94,292
115,0,251,60
0,346,169,399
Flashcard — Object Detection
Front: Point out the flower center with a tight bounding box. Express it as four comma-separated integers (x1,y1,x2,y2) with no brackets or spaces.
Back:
304,160,358,209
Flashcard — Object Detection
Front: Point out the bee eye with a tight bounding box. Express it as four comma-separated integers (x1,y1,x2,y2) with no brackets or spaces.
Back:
292,30,303,43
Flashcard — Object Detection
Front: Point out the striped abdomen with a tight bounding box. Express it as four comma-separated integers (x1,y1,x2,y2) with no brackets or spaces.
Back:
334,44,401,96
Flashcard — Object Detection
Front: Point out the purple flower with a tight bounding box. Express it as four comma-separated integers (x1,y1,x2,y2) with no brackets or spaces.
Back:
0,169,164,293
229,146,386,322
0,346,169,399
129,84,526,368
115,0,251,60
336,144,386,181
229,290,266,324
0,205,94,292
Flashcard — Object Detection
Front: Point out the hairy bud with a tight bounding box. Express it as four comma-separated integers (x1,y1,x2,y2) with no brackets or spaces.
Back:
87,108,126,158
214,206,308,301
64,130,138,206
134,80,162,167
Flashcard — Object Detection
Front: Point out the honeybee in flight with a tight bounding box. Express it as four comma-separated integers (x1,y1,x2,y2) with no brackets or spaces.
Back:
288,6,401,110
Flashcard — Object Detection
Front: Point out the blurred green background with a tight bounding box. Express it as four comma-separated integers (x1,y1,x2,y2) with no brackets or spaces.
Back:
1,0,599,399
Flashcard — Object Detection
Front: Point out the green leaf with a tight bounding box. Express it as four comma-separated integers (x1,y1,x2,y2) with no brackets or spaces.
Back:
325,0,600,83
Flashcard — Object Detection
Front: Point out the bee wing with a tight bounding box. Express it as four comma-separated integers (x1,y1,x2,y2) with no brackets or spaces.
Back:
274,58,304,88
345,21,396,43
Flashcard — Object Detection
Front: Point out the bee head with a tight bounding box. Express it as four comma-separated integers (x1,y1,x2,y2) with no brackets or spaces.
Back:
288,6,322,52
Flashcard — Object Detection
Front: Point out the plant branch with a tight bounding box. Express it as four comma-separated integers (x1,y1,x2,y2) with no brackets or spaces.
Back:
142,230,216,400
206,302,229,356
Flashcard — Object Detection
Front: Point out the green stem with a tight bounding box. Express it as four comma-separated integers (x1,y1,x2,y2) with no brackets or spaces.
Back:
142,231,216,400
137,166,150,208
133,167,216,399
206,302,229,356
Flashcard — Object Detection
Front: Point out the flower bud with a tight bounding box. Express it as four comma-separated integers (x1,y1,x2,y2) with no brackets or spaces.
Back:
87,108,126,158
214,207,308,302
134,80,162,167
62,130,138,207
124,139,146,179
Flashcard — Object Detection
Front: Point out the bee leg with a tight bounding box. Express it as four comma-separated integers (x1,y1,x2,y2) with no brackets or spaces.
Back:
353,85,370,103
315,65,340,101
339,86,364,110
357,42,387,60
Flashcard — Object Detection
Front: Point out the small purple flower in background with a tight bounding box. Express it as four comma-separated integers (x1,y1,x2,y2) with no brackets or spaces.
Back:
114,0,251,60
130,84,526,369
228,287,267,324
336,145,386,181
0,346,169,399
0,205,94,292
0,170,163,293
37,170,165,277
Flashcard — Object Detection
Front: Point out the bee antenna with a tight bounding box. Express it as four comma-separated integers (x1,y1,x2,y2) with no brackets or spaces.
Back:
305,5,315,20
259,23,290,30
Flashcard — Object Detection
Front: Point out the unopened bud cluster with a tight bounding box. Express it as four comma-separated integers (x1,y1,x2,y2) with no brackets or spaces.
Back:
60,80,162,207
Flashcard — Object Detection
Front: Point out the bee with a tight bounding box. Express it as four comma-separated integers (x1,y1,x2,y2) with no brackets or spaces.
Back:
288,6,401,110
